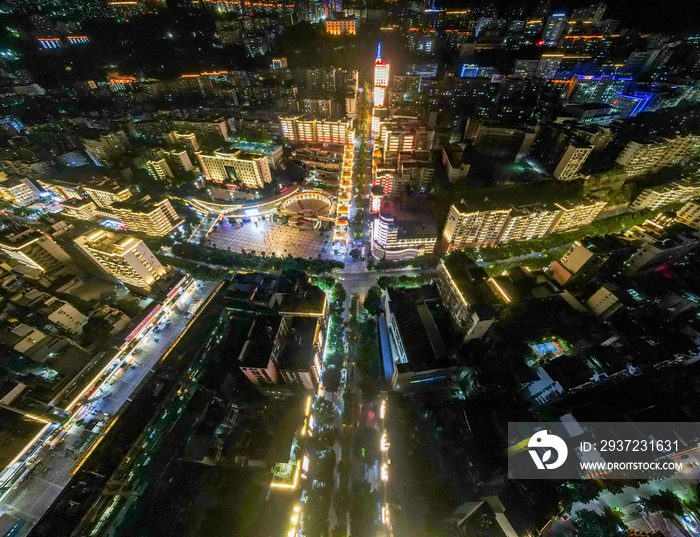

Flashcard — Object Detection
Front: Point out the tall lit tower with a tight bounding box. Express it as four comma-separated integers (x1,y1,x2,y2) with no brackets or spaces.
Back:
373,43,389,108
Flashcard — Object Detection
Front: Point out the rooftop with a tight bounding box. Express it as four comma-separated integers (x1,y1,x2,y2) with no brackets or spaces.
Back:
238,315,284,369
276,317,319,371
0,407,50,470
452,181,585,213
388,286,452,373
111,195,170,213
0,226,43,249
442,252,499,310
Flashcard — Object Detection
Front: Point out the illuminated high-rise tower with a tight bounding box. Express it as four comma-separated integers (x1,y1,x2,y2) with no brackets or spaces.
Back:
373,43,389,108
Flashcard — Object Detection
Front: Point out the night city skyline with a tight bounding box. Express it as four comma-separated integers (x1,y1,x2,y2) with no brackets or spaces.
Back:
0,0,700,537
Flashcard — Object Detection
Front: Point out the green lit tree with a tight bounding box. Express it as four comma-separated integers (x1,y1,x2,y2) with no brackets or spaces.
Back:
322,366,342,393
574,507,627,537
363,286,382,317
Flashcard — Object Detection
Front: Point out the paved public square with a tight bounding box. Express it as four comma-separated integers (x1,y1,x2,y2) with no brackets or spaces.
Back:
206,220,333,258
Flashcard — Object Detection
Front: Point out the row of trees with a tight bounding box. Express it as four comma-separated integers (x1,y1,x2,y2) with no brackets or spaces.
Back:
171,242,344,275
302,397,338,537
320,281,347,394
375,273,434,290
367,253,441,271
563,479,700,537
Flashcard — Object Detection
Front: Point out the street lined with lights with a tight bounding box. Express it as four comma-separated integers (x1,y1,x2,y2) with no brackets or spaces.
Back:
0,279,219,528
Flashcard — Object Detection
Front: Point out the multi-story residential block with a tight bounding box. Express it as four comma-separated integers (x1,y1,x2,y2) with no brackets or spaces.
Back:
235,313,323,396
325,18,359,35
279,116,354,144
676,200,700,230
498,206,562,243
442,198,607,250
616,139,670,176
630,182,700,211
82,131,129,166
548,199,607,233
435,252,500,340
169,150,194,172
82,178,132,209
443,204,511,250
0,176,42,206
276,316,323,391
472,124,537,160
145,159,174,182
57,151,89,168
171,117,229,143
301,98,335,117
44,297,87,335
376,116,435,165
74,230,167,291
543,13,567,45
658,134,700,167
371,200,438,260
0,227,73,274
622,223,700,274
109,196,183,237
407,31,435,52
167,131,200,151
197,148,272,187
553,142,593,181
61,198,98,220
37,179,82,201
398,154,436,192
237,315,284,395
547,238,629,287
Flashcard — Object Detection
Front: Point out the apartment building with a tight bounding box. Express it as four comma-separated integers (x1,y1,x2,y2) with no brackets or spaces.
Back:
630,182,700,211
658,134,700,167
622,223,700,274
171,117,228,143
325,18,359,35
61,198,98,220
676,200,700,230
0,176,42,206
553,142,593,181
167,131,200,151
279,116,354,144
236,313,323,396
74,230,167,291
616,139,666,175
498,206,562,243
82,131,129,166
82,178,132,209
435,252,500,340
376,116,435,165
145,158,174,182
443,198,606,250
548,199,607,233
443,204,511,250
0,227,72,273
109,196,184,237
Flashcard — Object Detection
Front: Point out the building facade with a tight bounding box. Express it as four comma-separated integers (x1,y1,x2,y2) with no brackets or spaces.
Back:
74,230,167,291
197,149,272,187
